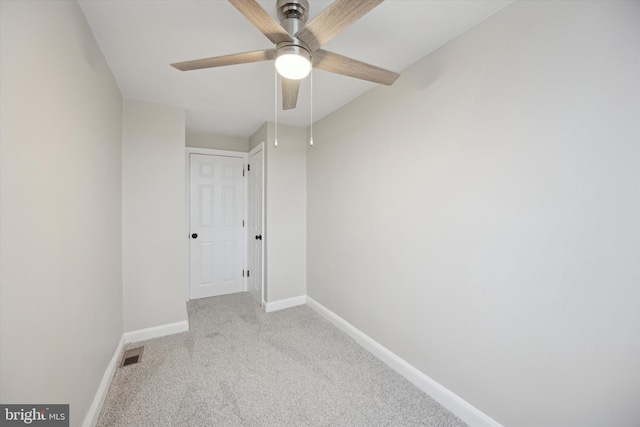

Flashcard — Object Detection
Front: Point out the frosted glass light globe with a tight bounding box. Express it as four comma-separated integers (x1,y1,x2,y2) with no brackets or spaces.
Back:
275,46,311,80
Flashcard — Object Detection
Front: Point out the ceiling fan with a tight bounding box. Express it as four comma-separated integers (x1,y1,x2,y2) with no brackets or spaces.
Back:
171,0,400,110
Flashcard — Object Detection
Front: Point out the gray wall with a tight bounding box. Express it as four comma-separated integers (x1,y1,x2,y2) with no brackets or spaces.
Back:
307,1,640,426
250,123,307,302
122,99,188,332
186,132,249,152
0,1,123,425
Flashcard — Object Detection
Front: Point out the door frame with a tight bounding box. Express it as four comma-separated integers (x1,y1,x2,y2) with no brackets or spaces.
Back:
248,141,266,307
185,147,248,302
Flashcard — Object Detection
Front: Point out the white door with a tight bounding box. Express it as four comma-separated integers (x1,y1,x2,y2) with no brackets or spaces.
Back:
189,154,244,299
247,149,263,305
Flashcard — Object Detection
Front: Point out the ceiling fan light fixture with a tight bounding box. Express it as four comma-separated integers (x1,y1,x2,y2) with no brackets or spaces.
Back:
275,45,311,80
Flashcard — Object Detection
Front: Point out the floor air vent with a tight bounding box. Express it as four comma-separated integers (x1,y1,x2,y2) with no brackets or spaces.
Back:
120,346,144,367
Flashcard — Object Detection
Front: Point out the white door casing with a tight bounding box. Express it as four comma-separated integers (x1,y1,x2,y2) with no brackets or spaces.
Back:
189,153,245,299
248,147,264,305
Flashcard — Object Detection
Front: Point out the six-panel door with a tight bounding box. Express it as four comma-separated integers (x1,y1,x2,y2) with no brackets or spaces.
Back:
189,154,244,299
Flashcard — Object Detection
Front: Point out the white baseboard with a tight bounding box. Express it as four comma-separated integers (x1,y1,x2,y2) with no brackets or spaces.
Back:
264,295,307,313
305,296,503,427
82,335,124,427
123,320,190,344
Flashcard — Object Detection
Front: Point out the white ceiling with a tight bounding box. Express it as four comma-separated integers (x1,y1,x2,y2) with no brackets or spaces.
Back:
79,0,510,138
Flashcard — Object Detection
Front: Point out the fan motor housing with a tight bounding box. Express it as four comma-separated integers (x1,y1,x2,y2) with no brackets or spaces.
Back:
276,43,311,60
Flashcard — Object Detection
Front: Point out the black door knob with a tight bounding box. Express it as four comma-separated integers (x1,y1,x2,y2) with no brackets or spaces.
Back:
255,235,262,240
192,233,198,239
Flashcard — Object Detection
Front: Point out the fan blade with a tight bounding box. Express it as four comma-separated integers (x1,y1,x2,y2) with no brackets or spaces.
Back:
171,50,275,71
282,78,300,110
296,0,384,52
313,49,399,85
228,0,293,45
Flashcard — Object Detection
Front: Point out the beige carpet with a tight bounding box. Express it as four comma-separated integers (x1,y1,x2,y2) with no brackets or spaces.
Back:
97,293,467,426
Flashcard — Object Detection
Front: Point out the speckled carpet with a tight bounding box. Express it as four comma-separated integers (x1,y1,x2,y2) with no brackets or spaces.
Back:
97,293,466,426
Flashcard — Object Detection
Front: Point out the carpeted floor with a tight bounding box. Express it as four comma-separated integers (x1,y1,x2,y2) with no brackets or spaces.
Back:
97,293,467,426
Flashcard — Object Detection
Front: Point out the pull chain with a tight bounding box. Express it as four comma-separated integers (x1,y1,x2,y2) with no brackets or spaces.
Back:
274,68,278,148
